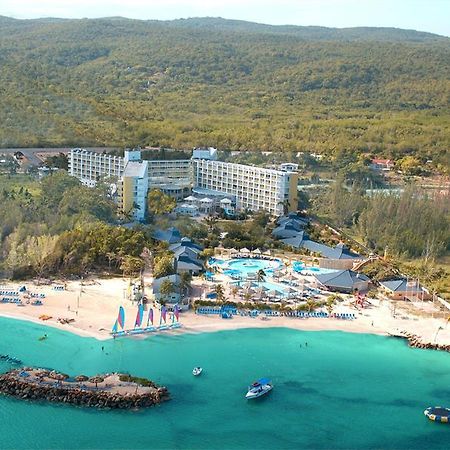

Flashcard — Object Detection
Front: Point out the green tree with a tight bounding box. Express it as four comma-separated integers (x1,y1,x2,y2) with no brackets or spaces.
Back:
147,189,176,216
120,255,144,277
214,284,225,304
153,253,174,278
159,279,175,305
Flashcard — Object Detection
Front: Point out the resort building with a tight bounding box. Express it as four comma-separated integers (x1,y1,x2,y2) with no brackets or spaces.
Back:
68,147,299,218
192,158,298,215
69,148,147,221
314,269,370,294
147,159,193,200
69,148,124,187
379,279,431,301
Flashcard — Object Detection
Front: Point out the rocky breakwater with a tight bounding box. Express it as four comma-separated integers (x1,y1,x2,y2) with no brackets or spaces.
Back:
391,330,450,353
0,368,169,409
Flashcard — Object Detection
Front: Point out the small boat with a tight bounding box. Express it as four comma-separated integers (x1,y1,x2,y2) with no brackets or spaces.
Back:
192,367,203,376
245,378,273,399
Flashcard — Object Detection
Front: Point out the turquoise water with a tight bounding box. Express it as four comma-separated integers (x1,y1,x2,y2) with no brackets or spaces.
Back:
225,258,281,275
0,318,449,449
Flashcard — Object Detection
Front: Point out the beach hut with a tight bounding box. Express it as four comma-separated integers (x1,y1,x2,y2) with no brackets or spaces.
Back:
240,247,250,254
253,248,262,255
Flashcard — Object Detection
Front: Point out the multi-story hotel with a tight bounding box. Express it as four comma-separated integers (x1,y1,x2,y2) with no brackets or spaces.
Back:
192,159,297,215
68,149,124,187
68,147,298,219
69,148,148,221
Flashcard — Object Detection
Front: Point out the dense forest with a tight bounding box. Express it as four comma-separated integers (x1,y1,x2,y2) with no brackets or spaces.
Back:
0,17,449,168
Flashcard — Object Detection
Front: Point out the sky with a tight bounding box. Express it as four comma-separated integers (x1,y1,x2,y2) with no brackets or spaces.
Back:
1,0,449,37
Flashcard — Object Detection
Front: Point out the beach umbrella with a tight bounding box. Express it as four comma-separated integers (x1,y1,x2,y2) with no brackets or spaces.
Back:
49,371,68,381
75,375,89,382
89,376,105,388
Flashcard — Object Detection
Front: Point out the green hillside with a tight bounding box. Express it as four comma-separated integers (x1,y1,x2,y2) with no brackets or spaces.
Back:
0,16,449,166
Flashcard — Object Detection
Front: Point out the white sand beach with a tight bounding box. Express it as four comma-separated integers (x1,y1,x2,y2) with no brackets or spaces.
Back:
0,277,449,345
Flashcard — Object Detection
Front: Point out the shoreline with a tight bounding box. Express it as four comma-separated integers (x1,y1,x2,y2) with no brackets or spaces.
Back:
1,277,448,346
0,309,408,341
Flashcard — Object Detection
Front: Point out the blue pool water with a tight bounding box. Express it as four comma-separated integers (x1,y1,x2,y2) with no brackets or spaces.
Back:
226,258,281,275
259,281,289,295
0,318,449,449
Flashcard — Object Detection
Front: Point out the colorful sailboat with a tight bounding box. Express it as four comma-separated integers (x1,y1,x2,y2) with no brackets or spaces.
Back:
160,305,167,325
147,308,154,327
112,306,126,334
134,304,144,328
172,304,180,324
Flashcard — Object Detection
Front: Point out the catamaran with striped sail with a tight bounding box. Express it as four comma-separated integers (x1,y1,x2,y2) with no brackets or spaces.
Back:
111,304,182,338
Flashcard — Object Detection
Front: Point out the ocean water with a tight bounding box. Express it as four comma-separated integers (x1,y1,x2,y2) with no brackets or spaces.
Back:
0,318,449,449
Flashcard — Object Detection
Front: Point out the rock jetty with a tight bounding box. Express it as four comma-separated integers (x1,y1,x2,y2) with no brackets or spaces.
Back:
390,330,450,353
0,368,169,409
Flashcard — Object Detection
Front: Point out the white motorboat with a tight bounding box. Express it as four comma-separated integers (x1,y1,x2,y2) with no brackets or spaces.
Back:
192,367,203,376
245,378,273,399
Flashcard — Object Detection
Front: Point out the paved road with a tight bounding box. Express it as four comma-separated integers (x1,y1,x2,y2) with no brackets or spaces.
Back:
0,147,119,166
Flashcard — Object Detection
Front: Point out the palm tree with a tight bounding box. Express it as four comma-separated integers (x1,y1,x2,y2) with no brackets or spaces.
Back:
180,272,192,295
306,298,317,313
243,290,252,304
214,284,225,304
326,295,335,316
256,269,266,285
159,279,175,306
230,285,239,299
203,214,218,232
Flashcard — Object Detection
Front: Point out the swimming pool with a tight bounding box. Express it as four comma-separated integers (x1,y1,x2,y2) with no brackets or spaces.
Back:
225,258,282,275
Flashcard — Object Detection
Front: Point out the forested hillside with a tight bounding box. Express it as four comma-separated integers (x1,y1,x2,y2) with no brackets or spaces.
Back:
0,17,449,166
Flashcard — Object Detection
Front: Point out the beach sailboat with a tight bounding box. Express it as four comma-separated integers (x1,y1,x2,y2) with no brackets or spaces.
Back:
134,304,144,328
160,306,167,325
172,304,180,323
146,308,154,327
112,306,126,334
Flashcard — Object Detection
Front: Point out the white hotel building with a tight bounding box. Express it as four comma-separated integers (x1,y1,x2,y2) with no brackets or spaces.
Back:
68,148,298,219
192,158,297,215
